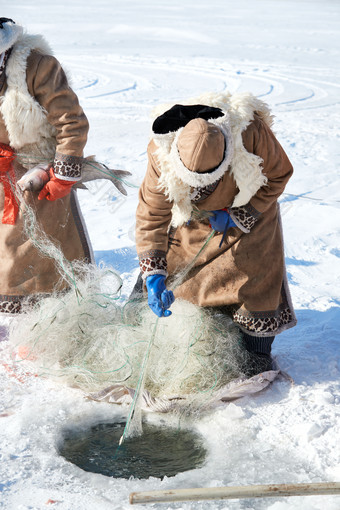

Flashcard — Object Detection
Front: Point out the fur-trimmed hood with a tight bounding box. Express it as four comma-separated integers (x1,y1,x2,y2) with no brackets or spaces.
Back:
151,92,274,227
155,110,234,189
0,29,57,166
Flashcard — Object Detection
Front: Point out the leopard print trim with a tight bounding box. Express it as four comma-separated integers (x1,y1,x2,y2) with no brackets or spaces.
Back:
232,305,294,334
138,250,167,279
229,203,261,233
53,152,83,180
190,180,220,203
0,294,40,315
0,49,12,90
0,299,22,314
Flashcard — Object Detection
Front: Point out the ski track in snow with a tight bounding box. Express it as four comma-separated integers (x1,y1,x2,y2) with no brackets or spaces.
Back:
68,55,340,113
1,1,340,509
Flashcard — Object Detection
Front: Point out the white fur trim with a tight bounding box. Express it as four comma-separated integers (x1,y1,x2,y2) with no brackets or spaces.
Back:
0,21,23,54
0,33,57,167
151,92,273,226
151,91,274,128
169,113,233,188
141,269,167,281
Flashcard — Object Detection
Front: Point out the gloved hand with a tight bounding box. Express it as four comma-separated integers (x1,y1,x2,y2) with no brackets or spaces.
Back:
38,168,77,201
209,208,237,248
146,274,175,318
209,209,236,232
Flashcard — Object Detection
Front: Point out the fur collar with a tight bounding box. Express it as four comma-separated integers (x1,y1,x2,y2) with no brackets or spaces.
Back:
0,32,56,165
151,92,274,227
155,112,234,189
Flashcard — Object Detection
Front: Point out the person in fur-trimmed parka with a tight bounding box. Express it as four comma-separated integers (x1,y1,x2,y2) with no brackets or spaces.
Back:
134,92,297,376
0,18,92,314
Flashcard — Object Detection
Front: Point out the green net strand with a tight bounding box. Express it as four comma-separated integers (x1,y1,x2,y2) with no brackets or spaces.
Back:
119,317,160,444
118,228,219,443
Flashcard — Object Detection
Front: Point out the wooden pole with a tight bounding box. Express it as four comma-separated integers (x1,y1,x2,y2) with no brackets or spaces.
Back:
130,482,340,505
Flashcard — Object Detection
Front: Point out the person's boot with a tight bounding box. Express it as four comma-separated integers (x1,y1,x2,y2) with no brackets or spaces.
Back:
244,351,274,377
241,332,275,377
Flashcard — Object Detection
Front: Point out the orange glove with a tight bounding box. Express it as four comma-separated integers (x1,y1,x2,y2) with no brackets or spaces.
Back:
38,168,77,201
0,143,18,224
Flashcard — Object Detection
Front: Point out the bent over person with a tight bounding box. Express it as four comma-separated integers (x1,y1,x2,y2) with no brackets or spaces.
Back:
0,18,92,314
134,91,297,377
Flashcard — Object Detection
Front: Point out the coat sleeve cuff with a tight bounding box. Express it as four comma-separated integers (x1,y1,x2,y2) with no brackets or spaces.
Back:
138,250,168,280
53,152,83,181
229,203,261,233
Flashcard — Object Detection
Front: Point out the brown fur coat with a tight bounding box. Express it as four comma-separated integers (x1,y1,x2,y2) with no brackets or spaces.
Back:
136,95,297,336
0,31,91,314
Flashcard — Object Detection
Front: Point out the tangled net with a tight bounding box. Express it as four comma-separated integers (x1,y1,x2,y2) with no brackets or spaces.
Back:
8,191,249,410
11,289,245,397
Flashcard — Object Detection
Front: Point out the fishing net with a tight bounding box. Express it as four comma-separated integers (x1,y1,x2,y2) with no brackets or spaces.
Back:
10,275,246,398
8,192,248,407
6,185,283,446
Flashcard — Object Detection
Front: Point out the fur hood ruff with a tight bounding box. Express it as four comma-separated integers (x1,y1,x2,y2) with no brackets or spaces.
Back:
0,29,57,166
151,92,274,227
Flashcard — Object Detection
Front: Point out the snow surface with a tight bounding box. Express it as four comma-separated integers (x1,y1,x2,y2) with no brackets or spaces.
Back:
1,1,340,509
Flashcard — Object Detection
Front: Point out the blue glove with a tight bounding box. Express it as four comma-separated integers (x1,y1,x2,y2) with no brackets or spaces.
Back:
145,274,175,318
209,209,236,232
209,209,237,248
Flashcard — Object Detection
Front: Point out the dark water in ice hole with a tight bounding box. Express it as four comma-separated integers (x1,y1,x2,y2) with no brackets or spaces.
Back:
58,421,207,479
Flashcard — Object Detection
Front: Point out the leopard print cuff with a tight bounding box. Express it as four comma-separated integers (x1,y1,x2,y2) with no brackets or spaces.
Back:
229,203,261,233
0,294,40,315
190,180,220,203
232,305,295,335
0,298,22,314
139,250,168,280
53,153,83,181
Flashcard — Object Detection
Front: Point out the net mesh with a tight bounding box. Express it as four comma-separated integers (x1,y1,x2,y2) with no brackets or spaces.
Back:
10,285,246,397
8,189,248,421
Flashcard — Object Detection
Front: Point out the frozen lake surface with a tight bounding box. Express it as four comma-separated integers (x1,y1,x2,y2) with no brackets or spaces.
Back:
1,1,340,509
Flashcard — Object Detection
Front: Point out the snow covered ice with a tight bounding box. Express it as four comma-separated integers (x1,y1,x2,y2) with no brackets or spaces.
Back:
1,1,340,509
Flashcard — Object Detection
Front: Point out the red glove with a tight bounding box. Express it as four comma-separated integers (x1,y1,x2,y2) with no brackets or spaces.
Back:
38,168,77,201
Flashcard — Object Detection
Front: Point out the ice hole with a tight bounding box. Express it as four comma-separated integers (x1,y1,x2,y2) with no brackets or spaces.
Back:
58,421,207,479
